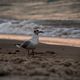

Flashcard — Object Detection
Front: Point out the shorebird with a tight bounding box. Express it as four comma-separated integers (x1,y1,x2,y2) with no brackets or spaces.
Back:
16,29,43,55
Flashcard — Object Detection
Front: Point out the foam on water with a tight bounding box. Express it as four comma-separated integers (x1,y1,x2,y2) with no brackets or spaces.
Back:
0,19,80,38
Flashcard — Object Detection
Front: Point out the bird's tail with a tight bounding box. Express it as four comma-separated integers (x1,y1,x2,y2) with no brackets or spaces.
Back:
16,44,21,48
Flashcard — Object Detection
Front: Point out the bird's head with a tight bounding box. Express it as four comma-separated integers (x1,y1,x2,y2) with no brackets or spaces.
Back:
34,29,44,35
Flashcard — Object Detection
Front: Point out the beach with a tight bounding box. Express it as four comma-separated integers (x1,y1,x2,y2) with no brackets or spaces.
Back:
0,0,80,79
0,35,80,80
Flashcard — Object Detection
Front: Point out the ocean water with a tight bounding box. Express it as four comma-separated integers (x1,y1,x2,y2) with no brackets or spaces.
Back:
0,19,80,38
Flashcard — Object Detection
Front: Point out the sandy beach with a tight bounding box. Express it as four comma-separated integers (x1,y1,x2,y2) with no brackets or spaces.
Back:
0,0,80,79
0,34,80,80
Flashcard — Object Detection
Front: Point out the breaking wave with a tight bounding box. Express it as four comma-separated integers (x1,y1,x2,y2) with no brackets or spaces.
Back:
0,19,80,38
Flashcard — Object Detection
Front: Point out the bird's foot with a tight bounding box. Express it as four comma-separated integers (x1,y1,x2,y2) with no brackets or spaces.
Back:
31,52,35,56
27,52,34,57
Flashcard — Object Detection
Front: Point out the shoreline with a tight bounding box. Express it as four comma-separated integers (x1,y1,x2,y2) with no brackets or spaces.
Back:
0,34,80,47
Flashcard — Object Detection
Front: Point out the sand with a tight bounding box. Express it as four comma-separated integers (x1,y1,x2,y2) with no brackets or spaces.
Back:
0,34,80,80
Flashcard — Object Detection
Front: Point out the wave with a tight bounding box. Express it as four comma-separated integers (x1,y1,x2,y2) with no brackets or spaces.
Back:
0,19,80,38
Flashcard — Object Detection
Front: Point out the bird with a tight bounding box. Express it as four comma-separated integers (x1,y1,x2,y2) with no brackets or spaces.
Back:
16,28,44,55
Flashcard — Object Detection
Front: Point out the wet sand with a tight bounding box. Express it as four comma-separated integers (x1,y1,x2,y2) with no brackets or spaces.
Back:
0,35,80,80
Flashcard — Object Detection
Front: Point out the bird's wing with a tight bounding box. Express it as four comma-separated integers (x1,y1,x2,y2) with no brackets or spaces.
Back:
21,41,31,48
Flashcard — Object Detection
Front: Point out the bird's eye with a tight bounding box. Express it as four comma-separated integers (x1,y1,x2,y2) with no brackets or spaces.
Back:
34,30,39,32
36,30,39,32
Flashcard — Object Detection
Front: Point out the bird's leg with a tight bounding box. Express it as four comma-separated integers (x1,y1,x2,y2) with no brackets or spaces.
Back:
27,49,29,55
31,49,35,56
32,49,34,53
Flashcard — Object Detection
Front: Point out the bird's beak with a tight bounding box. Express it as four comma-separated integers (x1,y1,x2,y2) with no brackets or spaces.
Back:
39,31,44,33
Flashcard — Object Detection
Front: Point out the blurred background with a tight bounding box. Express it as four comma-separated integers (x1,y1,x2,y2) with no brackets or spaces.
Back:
0,0,80,20
0,0,80,38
